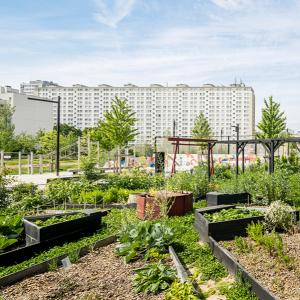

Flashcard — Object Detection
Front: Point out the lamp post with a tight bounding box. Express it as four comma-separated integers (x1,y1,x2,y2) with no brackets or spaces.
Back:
27,96,61,176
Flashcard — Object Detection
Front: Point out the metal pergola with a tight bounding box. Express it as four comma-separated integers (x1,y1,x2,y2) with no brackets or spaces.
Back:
167,137,300,180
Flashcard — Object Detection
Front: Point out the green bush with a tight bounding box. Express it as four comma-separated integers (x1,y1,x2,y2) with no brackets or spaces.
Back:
10,183,38,202
167,166,210,199
107,169,165,190
45,179,93,204
264,201,295,232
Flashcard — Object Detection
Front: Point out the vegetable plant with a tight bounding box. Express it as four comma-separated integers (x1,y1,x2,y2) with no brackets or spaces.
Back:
133,262,176,294
116,222,173,263
0,235,17,253
33,213,84,227
165,280,200,300
204,208,262,222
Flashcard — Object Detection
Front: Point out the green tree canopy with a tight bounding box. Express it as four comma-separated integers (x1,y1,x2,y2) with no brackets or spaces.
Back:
256,96,286,139
192,112,212,139
53,124,82,137
0,103,15,151
93,97,138,150
15,133,37,153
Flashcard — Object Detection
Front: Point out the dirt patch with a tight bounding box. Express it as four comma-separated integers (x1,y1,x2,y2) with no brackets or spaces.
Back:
220,233,300,300
0,243,164,300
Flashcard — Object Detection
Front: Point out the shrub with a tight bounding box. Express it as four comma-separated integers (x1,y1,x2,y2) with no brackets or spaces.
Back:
45,179,93,205
264,200,295,232
107,169,165,190
81,157,103,181
10,183,38,202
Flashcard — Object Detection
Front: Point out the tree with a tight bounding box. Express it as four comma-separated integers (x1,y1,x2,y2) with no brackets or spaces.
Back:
94,97,138,172
15,133,37,153
192,112,212,156
256,96,286,139
0,103,15,151
192,112,212,139
38,130,77,154
53,124,82,137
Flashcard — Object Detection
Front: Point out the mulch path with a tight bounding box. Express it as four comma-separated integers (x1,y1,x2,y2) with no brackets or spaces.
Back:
220,233,300,300
0,243,164,300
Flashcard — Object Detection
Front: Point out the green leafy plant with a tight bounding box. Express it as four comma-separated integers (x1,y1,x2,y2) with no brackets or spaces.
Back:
0,215,24,238
165,280,200,300
33,213,84,227
204,208,262,222
234,236,252,253
246,222,264,243
133,262,176,294
116,222,173,263
0,235,17,253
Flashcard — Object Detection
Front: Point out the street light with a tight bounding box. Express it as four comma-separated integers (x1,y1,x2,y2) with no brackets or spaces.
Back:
27,96,61,176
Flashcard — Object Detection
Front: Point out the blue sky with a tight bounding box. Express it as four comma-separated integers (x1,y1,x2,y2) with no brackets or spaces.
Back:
1,0,300,130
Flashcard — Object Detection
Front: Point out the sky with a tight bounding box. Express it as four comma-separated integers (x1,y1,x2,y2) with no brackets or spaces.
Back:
1,0,300,130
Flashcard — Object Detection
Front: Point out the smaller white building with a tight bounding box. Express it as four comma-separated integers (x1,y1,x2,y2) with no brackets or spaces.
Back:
20,80,59,96
0,86,53,134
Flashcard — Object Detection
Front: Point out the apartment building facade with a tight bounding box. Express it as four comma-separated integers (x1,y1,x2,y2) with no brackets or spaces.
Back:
0,86,53,134
33,82,255,144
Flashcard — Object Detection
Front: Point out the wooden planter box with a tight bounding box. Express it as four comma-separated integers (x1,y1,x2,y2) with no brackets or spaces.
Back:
195,205,264,243
23,210,107,246
206,192,251,206
136,192,193,220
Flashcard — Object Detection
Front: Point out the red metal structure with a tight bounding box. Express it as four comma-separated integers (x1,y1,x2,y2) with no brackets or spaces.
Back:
168,137,217,180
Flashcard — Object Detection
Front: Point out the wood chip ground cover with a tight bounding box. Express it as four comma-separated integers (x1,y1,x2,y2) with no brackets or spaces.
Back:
220,233,300,300
0,243,164,300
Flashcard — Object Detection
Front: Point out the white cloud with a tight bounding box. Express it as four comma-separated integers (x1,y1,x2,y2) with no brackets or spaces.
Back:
210,0,251,10
93,0,136,28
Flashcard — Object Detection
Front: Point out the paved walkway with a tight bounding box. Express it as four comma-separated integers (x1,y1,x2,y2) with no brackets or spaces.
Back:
6,172,76,188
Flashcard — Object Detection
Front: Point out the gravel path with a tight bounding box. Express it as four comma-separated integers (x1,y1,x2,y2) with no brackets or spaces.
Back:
0,243,164,300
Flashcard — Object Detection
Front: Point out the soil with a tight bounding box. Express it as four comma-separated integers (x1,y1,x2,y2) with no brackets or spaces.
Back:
220,233,300,300
0,243,164,300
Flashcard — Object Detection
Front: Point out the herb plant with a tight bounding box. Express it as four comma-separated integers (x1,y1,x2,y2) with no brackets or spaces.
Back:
165,280,200,300
133,262,176,294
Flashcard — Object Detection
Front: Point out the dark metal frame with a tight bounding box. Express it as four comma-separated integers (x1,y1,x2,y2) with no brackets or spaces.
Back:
166,136,300,181
28,96,61,176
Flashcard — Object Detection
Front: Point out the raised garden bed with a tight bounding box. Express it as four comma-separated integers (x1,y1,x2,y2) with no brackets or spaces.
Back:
206,192,251,206
195,205,264,242
0,235,116,288
209,237,278,300
23,210,108,246
136,192,193,220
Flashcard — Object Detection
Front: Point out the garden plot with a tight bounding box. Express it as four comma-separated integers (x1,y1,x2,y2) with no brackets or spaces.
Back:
195,205,264,242
0,243,164,300
220,232,300,300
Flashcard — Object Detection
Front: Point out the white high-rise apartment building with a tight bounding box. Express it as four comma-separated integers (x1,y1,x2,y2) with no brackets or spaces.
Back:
36,82,255,144
20,80,58,96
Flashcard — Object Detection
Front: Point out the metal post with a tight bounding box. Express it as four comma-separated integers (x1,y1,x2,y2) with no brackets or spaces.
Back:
208,143,211,181
56,96,61,176
242,147,245,173
269,141,274,174
39,155,43,174
227,136,230,154
27,154,30,174
77,136,81,169
30,151,34,174
18,151,22,175
173,120,176,137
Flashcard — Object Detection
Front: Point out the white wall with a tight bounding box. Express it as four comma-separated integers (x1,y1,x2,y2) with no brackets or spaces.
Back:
0,88,53,134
